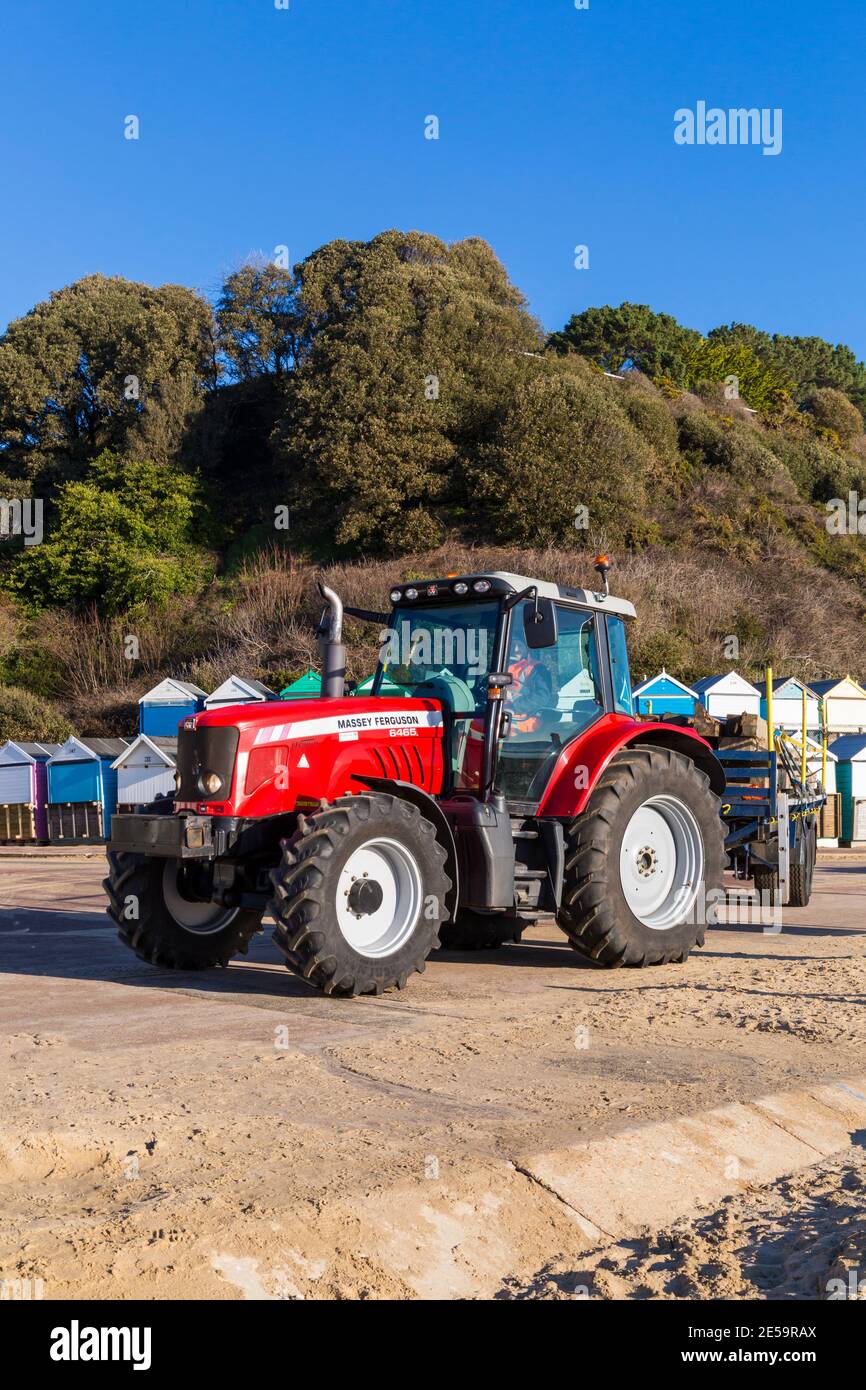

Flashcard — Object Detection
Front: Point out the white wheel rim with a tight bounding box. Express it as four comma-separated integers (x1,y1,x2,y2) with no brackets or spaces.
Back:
619,795,704,930
162,860,239,935
336,837,423,958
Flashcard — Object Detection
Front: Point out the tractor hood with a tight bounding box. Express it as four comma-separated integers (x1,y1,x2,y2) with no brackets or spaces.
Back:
174,696,446,817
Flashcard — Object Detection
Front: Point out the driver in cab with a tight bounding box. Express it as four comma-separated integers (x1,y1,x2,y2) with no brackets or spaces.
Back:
506,634,553,735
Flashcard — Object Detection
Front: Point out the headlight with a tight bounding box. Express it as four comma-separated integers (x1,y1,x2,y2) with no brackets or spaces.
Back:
472,579,491,593
453,581,468,595
198,771,223,796
389,588,402,603
404,587,419,600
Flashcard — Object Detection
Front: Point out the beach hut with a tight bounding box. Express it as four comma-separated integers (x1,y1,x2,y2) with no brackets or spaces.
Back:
0,741,62,842
829,734,866,844
799,736,840,844
113,735,178,812
279,670,321,699
139,679,206,736
204,676,276,710
693,672,761,721
801,735,838,794
810,677,866,736
46,737,129,843
755,677,821,734
352,672,410,697
632,670,699,719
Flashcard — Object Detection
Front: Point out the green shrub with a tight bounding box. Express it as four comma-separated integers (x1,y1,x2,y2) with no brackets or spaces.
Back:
802,388,863,445
618,380,679,464
0,684,73,742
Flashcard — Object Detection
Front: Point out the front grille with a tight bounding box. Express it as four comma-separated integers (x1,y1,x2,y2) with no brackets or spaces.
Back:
176,725,240,801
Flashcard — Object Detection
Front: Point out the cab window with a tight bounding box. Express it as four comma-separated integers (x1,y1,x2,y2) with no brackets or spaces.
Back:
607,615,633,715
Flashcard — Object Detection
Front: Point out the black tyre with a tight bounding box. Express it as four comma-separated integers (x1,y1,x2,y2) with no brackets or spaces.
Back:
270,793,450,997
557,746,725,967
437,910,526,950
752,864,778,899
105,852,264,968
788,819,817,907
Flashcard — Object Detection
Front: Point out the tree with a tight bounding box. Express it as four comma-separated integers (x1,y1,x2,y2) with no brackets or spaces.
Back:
215,261,301,379
708,323,866,412
272,231,543,554
463,359,653,547
6,450,211,613
679,339,792,412
0,275,215,483
548,302,701,379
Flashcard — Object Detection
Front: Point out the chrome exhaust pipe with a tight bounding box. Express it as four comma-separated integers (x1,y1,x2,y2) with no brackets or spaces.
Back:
317,581,346,698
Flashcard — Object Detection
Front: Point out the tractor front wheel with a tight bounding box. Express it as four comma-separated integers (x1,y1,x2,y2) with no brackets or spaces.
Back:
557,746,725,967
270,793,450,996
105,853,264,968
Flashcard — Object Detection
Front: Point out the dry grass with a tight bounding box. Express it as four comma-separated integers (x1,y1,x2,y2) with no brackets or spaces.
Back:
18,537,866,735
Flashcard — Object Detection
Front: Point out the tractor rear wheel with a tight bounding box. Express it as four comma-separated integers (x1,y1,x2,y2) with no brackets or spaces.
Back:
270,793,450,996
557,746,724,967
105,853,264,968
437,910,526,950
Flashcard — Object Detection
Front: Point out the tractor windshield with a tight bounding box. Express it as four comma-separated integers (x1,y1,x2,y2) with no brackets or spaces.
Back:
377,600,500,714
376,600,502,788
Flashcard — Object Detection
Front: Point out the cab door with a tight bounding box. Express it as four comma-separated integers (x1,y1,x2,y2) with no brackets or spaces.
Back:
495,600,607,802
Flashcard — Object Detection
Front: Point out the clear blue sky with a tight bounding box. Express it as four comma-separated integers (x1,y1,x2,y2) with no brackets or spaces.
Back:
1,0,864,354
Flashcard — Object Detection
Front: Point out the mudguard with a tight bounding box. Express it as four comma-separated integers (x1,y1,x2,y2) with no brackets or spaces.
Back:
537,713,725,818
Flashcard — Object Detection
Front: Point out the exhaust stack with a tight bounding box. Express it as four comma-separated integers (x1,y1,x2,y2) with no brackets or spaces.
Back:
316,581,347,698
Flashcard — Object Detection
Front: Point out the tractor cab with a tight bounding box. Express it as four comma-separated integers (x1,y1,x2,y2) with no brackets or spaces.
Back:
371,565,635,806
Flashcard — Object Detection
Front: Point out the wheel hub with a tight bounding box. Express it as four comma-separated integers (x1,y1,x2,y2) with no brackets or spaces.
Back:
161,860,239,935
346,876,385,916
635,845,658,877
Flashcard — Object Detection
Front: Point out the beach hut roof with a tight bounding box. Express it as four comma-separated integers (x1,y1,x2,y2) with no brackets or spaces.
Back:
49,736,129,763
810,676,866,698
111,734,178,770
632,669,699,698
753,676,819,696
692,671,756,695
0,740,62,763
206,676,276,703
139,678,207,704
828,733,866,761
279,669,321,697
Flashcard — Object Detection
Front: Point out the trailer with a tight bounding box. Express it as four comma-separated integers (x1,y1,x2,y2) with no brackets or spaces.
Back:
719,736,824,906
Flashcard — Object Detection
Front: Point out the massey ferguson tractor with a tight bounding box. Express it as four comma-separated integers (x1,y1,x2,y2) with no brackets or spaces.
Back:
106,562,734,996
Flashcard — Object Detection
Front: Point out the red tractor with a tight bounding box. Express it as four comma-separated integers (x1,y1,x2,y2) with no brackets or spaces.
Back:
105,563,726,996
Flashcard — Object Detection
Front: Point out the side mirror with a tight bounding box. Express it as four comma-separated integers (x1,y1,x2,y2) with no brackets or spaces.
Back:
524,597,558,649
